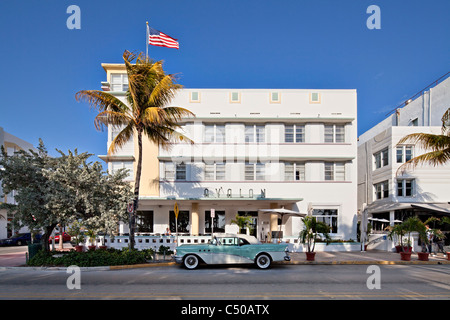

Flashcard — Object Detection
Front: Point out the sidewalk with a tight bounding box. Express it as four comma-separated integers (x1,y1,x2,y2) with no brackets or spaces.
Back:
285,250,450,265
1,248,449,268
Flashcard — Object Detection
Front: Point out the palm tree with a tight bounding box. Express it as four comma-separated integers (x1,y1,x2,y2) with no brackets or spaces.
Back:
76,50,194,249
397,109,450,174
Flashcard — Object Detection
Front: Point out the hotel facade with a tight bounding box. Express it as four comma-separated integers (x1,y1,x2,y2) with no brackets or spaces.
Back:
100,64,358,248
357,74,450,248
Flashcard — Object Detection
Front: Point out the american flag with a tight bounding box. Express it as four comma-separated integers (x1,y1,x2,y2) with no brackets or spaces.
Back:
148,26,179,49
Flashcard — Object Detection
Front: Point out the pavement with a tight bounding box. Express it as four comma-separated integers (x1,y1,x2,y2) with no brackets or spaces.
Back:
1,245,449,269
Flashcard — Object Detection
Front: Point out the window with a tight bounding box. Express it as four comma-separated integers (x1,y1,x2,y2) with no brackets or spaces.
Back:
204,162,226,181
111,161,134,180
397,179,414,197
285,162,305,181
110,73,128,91
204,124,225,143
324,162,345,181
245,125,265,143
270,92,280,103
245,162,265,181
396,146,413,163
169,210,190,233
230,91,240,103
176,163,186,181
324,125,345,143
136,211,154,233
164,162,186,180
205,210,226,233
310,92,321,103
374,181,389,200
374,148,389,169
285,124,305,143
312,208,338,233
190,91,200,102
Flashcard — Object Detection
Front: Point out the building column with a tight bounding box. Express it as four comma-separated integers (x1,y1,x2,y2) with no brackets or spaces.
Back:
191,203,199,236
270,202,278,233
389,210,395,226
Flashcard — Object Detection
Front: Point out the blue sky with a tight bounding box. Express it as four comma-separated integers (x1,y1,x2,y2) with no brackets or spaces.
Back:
0,0,449,160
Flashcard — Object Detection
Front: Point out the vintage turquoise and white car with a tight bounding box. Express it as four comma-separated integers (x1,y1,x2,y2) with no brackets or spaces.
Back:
173,234,290,269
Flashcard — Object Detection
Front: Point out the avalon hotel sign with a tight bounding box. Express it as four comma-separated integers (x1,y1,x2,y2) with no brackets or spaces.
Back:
99,63,357,243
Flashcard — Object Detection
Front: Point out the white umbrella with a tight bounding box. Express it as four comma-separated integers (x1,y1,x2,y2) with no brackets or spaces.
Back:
258,207,307,235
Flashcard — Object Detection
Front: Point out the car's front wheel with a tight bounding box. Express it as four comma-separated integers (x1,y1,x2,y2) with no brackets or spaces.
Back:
255,253,271,269
183,254,199,270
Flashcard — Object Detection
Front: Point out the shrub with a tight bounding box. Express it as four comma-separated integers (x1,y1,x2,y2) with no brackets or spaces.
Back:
27,247,155,267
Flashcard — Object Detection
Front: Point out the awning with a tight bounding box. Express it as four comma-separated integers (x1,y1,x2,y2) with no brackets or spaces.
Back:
367,201,450,215
411,203,450,214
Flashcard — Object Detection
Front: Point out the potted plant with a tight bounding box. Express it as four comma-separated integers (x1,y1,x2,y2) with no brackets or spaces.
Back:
387,223,406,253
398,217,419,260
68,220,85,252
85,229,97,251
231,214,253,235
299,216,331,261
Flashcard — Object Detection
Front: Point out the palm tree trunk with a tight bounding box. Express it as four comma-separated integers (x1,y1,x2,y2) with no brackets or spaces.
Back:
129,128,143,250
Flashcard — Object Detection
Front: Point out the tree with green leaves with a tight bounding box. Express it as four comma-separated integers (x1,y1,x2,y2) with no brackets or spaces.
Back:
0,140,133,251
397,109,450,173
75,50,194,249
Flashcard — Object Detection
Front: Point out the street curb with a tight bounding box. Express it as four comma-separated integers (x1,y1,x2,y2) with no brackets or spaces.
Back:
109,262,176,270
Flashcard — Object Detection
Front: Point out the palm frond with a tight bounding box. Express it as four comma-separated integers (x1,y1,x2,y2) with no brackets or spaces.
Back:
94,110,133,131
397,132,450,151
108,122,135,155
75,90,129,114
397,148,450,175
441,108,450,135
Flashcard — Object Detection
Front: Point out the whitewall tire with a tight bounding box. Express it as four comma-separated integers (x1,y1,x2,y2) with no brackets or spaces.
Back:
183,254,199,270
255,253,271,269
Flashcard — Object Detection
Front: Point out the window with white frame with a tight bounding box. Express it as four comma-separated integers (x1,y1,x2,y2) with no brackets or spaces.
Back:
245,125,265,143
110,73,128,91
397,179,414,197
284,162,305,181
374,180,389,200
164,162,186,181
245,162,265,181
310,92,321,104
204,124,225,143
324,124,345,143
190,91,201,102
204,162,226,181
230,91,240,103
324,162,345,181
312,208,338,233
374,148,389,169
285,124,305,143
111,161,134,180
396,145,413,163
270,92,280,103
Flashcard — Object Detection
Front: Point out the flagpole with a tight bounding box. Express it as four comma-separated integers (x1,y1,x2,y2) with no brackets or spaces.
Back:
146,21,149,61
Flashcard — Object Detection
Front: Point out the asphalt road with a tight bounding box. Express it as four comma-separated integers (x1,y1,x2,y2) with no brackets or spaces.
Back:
1,263,449,300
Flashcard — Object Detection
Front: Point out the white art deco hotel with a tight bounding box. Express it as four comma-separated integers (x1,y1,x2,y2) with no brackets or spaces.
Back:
100,64,358,249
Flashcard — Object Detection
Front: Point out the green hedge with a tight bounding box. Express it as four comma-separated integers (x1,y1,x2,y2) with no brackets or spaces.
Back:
27,248,155,267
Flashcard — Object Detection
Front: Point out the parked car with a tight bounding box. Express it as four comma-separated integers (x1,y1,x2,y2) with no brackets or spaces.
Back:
173,234,290,270
0,233,42,246
49,232,71,242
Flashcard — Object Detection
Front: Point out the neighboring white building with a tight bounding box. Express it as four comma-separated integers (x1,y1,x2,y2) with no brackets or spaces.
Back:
358,74,450,233
0,127,36,239
100,64,359,246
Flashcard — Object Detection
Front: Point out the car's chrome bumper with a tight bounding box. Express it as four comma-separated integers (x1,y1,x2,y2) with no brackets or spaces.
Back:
284,255,291,261
173,255,183,264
